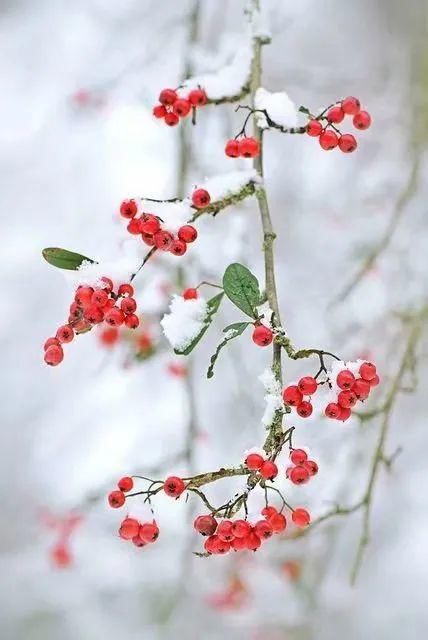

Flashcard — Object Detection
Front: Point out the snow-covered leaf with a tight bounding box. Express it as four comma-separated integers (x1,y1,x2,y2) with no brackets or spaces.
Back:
223,263,260,318
207,322,251,379
174,292,224,356
42,247,97,271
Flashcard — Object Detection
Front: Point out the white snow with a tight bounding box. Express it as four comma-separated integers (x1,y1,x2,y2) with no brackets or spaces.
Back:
243,446,267,460
256,301,274,328
68,255,138,291
160,294,208,351
259,367,283,428
254,87,298,129
180,42,253,101
200,168,260,202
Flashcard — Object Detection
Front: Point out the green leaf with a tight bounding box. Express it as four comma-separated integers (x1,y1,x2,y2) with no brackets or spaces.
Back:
174,292,224,356
42,247,97,270
222,263,260,319
298,105,310,115
207,321,251,379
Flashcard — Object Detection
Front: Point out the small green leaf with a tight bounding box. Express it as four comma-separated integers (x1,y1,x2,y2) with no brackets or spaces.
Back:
42,247,97,271
207,321,251,379
174,292,224,356
298,105,310,115
222,263,261,319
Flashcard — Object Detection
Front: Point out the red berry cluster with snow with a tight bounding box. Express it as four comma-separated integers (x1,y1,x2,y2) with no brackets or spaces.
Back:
153,86,207,126
43,279,139,366
119,198,198,256
306,96,371,152
324,360,379,422
282,375,318,418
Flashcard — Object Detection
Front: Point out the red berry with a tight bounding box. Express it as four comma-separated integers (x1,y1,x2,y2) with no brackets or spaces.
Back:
327,106,345,123
282,385,303,406
118,476,133,492
325,402,341,419
338,134,357,153
108,490,125,508
204,535,217,554
170,239,187,256
140,217,160,235
268,512,287,533
120,297,137,315
304,460,318,476
194,515,217,536
369,374,380,387
127,218,143,235
124,314,139,329
298,376,317,395
132,536,146,548
289,465,310,485
159,88,177,106
164,112,179,126
142,231,156,246
359,362,377,381
75,285,94,306
353,110,371,130
84,305,104,324
319,129,339,150
139,521,159,543
261,506,277,518
341,96,361,115
44,344,64,366
120,199,138,219
245,531,262,551
153,104,167,119
254,519,273,540
292,508,310,527
192,188,210,209
118,283,134,297
353,378,371,400
231,520,252,539
188,88,207,106
56,324,74,343
73,319,91,333
306,119,323,137
337,390,357,409
154,230,174,250
217,520,234,542
337,369,355,390
296,400,313,418
245,453,264,471
178,225,198,243
99,327,119,346
119,517,140,540
163,476,185,498
44,337,60,350
173,99,191,117
252,325,273,347
260,460,278,480
91,289,109,307
101,277,114,292
239,136,260,158
225,139,240,157
104,307,125,327
338,406,352,422
231,536,247,551
183,288,198,300
290,448,307,465
69,302,81,319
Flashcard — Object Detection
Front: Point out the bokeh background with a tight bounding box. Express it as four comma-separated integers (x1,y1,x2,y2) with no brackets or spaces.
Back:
1,0,428,638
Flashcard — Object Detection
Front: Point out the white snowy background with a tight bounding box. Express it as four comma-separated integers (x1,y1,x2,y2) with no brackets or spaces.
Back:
1,0,428,638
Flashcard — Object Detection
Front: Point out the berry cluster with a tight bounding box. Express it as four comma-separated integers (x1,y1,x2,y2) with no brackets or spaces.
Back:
118,516,159,548
120,198,198,256
108,476,135,509
324,361,379,422
245,451,278,480
282,376,318,418
225,136,260,159
286,449,318,485
306,96,371,152
43,279,139,366
196,503,310,555
153,87,207,126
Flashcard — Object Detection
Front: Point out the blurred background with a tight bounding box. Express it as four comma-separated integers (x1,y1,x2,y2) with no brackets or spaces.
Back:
1,0,428,638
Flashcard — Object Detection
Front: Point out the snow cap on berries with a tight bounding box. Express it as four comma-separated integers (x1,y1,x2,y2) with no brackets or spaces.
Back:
161,294,208,351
